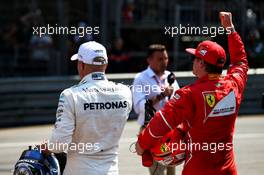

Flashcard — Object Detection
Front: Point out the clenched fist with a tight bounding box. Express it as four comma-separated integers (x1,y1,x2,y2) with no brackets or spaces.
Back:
162,86,174,97
219,12,235,32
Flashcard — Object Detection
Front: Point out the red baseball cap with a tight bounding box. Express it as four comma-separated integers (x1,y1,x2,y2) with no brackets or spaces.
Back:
186,40,226,67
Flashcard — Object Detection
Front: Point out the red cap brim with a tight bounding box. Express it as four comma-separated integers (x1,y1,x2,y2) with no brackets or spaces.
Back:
185,48,196,55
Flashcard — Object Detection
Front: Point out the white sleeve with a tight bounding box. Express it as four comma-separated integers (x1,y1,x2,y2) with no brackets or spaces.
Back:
131,77,146,115
49,89,75,153
123,85,133,116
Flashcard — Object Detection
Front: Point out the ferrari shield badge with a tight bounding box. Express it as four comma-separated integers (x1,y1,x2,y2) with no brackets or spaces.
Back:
205,94,215,108
160,144,169,153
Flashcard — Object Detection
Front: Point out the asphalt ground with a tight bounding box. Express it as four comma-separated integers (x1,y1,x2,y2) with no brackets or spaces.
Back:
0,115,264,175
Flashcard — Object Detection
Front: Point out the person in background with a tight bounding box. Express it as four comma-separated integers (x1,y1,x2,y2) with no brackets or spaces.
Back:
108,38,130,73
132,44,179,175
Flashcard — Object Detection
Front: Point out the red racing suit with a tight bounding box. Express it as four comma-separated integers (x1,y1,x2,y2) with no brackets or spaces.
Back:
138,32,248,175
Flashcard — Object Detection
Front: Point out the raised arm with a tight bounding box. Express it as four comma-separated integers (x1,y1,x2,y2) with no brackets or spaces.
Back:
220,12,249,93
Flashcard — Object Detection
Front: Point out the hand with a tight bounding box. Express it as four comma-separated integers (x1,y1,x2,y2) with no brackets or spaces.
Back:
162,86,174,97
135,142,145,156
219,12,234,30
150,86,174,105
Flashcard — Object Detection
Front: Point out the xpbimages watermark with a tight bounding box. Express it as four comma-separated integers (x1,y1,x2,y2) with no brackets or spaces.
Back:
164,24,233,37
32,24,99,37
40,139,101,154
165,140,233,154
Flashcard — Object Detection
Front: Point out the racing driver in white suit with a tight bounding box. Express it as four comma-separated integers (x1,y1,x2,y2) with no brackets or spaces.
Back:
41,41,132,175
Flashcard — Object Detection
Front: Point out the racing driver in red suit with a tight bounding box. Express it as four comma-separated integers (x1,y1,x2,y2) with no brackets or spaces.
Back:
136,12,248,175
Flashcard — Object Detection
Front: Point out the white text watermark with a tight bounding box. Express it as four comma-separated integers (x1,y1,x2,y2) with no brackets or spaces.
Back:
32,24,99,37
164,24,233,37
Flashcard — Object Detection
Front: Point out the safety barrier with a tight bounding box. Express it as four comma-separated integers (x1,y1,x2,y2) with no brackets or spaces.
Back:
0,70,263,127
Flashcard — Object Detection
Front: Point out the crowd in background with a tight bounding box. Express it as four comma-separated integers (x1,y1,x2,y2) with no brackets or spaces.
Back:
0,0,263,77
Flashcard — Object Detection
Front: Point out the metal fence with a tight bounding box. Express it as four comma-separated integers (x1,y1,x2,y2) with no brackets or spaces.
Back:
0,70,263,127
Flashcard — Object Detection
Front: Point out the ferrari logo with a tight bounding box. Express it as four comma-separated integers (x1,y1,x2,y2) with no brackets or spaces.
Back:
206,94,215,108
160,144,169,153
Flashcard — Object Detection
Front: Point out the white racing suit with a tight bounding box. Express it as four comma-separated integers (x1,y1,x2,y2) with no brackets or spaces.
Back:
49,72,132,175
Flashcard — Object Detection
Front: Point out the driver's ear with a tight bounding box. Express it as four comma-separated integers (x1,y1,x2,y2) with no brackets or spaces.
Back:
201,60,207,70
200,60,205,66
80,61,85,70
77,61,84,73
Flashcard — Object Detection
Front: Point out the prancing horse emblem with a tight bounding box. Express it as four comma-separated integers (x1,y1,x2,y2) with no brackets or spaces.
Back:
206,94,215,108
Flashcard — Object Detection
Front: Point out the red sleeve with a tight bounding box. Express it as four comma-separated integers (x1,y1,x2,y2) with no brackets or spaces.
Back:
138,87,194,150
227,32,249,93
